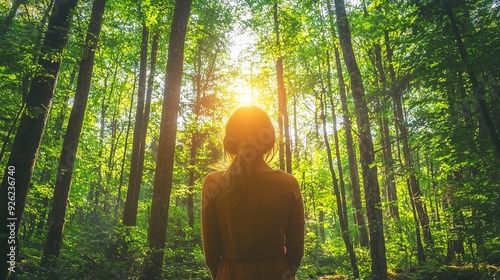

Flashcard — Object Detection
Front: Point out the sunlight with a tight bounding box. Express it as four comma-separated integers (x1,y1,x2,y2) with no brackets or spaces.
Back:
239,91,253,105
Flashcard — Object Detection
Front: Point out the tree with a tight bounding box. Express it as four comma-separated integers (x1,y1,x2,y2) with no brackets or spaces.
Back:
140,0,192,278
123,23,149,226
41,0,106,266
325,0,369,247
320,87,359,278
273,3,292,173
332,0,388,278
0,0,79,277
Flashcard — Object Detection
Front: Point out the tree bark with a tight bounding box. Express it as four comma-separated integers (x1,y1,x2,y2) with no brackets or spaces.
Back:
140,0,192,278
123,24,149,226
325,0,369,247
333,0,387,278
40,0,106,266
0,0,78,277
332,47,369,247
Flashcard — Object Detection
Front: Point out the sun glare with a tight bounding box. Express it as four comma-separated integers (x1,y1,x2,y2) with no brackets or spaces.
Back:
239,92,253,105
232,78,256,106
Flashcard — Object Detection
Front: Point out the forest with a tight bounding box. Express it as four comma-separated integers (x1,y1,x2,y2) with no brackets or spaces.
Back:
0,0,499,279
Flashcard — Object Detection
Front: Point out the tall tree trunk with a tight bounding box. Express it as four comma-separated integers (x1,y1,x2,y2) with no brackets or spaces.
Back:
94,95,107,210
389,51,433,249
320,90,360,278
123,25,149,226
324,51,348,224
187,43,203,229
103,63,121,215
116,75,138,217
373,43,399,220
273,3,292,173
140,0,192,278
34,65,76,238
293,93,300,165
332,47,369,247
187,132,198,229
0,0,78,277
325,0,369,247
391,71,430,258
40,0,106,266
333,0,387,278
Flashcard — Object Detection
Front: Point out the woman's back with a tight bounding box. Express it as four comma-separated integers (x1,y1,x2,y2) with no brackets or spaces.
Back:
202,169,304,279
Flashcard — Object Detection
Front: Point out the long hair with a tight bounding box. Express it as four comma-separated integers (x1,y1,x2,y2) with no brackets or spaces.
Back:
222,106,276,205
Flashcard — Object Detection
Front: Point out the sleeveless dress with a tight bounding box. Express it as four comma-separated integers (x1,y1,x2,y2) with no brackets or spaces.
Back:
202,169,305,280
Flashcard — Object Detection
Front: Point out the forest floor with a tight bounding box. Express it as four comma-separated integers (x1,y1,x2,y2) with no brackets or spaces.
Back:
317,264,500,280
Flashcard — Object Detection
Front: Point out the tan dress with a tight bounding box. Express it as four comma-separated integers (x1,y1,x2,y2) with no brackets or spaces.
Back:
202,170,305,280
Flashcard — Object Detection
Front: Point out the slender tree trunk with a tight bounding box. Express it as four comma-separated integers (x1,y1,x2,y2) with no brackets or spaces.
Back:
427,158,441,227
391,62,433,249
93,95,107,211
187,43,203,229
293,94,300,165
325,51,348,224
123,25,149,226
186,38,221,228
34,66,76,238
318,210,325,243
320,90,359,279
0,0,78,277
187,131,197,228
140,0,192,278
381,114,398,219
273,4,292,173
124,31,159,220
103,64,121,215
331,48,369,247
333,0,387,278
325,0,369,247
336,46,365,242
382,22,434,250
373,43,399,220
116,74,137,217
41,0,106,266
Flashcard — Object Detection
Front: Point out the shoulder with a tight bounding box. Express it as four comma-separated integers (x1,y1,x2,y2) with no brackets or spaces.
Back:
204,170,224,184
274,170,299,185
202,171,225,196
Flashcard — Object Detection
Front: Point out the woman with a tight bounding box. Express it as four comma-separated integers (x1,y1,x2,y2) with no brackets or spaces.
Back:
202,106,305,280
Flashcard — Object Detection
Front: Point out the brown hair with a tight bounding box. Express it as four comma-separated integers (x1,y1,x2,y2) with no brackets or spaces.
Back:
222,106,276,205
